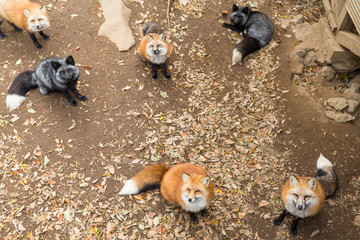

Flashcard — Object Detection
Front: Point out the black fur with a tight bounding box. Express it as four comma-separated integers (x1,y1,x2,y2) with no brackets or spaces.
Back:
138,183,161,193
7,71,37,96
222,4,273,63
273,209,287,226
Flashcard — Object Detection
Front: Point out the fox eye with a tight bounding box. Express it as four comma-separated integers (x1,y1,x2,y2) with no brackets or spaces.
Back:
186,188,190,192
38,19,43,22
304,195,311,201
293,194,298,199
157,45,161,48
195,190,201,193
31,20,35,23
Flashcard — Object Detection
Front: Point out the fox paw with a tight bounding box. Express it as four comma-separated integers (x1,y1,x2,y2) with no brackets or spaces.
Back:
69,100,78,106
290,227,297,236
222,22,231,28
77,95,87,101
0,33,7,39
272,218,282,226
165,74,171,80
190,212,198,223
152,75,158,80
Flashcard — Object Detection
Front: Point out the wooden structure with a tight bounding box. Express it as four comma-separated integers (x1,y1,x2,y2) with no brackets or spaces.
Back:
323,0,360,57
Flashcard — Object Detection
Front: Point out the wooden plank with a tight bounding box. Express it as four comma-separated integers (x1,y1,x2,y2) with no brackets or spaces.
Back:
332,0,347,22
338,1,353,31
336,31,360,57
346,0,360,34
323,0,338,31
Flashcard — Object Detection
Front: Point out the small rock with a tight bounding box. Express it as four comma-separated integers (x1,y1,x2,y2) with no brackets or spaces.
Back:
326,111,355,123
281,20,291,31
344,83,360,102
347,100,359,113
289,52,304,74
294,14,305,24
297,49,307,58
310,230,320,238
321,66,336,82
327,98,347,111
354,215,360,227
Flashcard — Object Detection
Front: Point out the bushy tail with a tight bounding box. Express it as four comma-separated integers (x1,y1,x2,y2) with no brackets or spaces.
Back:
6,71,37,112
119,163,170,195
232,37,261,65
316,154,338,198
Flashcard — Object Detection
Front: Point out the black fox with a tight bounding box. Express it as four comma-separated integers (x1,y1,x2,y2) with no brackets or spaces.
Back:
222,4,274,65
6,55,87,111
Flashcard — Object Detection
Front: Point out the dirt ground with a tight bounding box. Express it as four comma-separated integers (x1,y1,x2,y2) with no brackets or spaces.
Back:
0,0,360,239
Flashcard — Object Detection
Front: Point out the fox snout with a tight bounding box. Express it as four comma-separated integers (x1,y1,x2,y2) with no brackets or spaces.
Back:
296,204,304,210
188,198,195,203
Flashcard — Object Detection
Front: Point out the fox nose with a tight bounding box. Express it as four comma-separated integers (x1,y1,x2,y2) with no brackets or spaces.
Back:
36,25,41,29
153,49,159,54
297,205,304,210
188,198,193,203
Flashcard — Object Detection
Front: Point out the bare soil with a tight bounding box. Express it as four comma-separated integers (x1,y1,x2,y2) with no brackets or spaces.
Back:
0,0,359,239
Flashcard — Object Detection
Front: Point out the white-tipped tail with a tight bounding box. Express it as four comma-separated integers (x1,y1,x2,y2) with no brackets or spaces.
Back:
6,94,26,112
118,179,139,195
317,153,333,169
232,48,243,66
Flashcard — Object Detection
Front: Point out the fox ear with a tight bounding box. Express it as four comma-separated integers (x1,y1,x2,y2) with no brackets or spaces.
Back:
65,56,75,65
182,173,190,183
232,4,239,12
23,9,30,17
289,176,298,187
159,33,166,41
51,62,62,71
146,34,154,42
307,178,317,190
202,176,210,186
242,7,251,15
40,6,46,14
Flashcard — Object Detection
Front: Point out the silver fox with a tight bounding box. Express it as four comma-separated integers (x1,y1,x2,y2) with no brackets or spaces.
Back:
6,55,87,111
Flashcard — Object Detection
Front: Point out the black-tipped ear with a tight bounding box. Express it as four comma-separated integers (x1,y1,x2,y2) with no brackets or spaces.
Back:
51,61,61,71
65,55,75,65
242,7,251,15
232,4,239,12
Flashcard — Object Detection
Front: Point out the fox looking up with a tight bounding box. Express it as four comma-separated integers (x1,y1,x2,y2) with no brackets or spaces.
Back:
138,22,172,80
119,163,214,222
273,154,338,236
0,0,50,49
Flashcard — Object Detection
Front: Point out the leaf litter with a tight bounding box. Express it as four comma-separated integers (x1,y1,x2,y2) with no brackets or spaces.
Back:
0,0,342,239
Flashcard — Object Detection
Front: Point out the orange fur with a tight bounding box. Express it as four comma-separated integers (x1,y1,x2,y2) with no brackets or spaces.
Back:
131,163,169,189
160,163,214,209
281,176,325,217
0,0,49,32
138,33,171,62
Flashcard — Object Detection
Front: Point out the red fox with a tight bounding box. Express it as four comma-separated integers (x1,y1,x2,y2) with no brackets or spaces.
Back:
0,0,50,49
138,22,172,80
273,154,338,236
119,163,214,221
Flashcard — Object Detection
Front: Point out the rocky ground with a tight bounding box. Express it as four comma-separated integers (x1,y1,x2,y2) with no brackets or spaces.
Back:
0,0,359,239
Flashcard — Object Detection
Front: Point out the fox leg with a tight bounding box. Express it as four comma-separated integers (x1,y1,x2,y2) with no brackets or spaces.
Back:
63,90,78,106
221,23,242,33
28,33,42,49
289,217,301,236
9,22,22,32
273,209,287,226
151,63,158,80
0,20,6,38
39,87,48,95
39,31,50,40
189,212,198,222
160,63,171,80
200,209,208,217
71,87,87,102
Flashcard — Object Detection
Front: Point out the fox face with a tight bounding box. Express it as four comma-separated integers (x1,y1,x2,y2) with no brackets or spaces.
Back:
145,33,168,63
51,56,79,85
24,6,50,32
181,172,210,212
230,5,251,26
285,176,321,218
